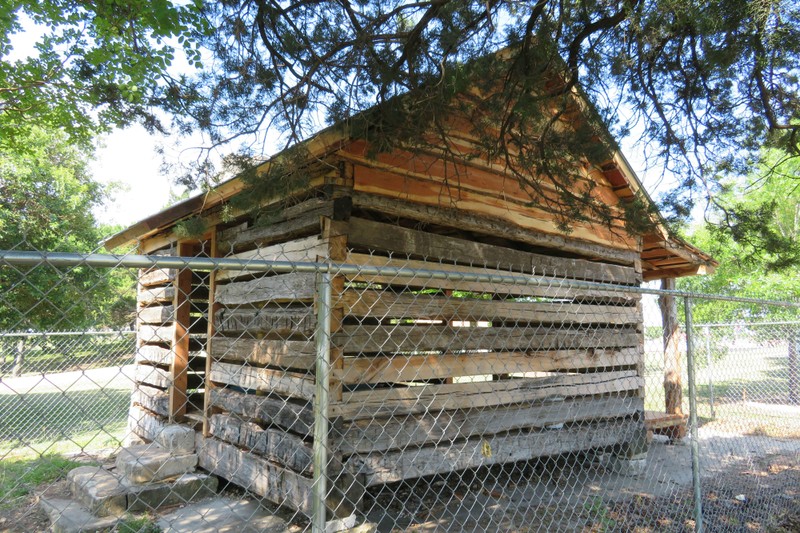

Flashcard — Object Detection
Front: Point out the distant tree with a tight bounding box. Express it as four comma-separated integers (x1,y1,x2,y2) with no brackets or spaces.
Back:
0,128,135,331
0,0,206,150
679,153,800,322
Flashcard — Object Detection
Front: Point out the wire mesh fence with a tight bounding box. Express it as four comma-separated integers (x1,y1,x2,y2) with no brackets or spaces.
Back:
0,247,798,533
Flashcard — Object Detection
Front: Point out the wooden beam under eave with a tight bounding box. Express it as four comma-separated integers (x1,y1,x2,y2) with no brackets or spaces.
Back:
642,264,714,281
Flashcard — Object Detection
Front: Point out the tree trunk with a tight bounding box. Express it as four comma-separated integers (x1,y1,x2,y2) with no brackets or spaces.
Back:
12,339,25,377
659,278,683,416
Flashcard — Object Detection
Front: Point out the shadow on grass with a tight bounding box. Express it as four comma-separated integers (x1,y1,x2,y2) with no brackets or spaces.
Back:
0,387,130,449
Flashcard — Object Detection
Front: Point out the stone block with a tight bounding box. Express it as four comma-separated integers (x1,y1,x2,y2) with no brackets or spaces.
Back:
157,497,288,533
126,472,218,513
608,452,648,476
117,444,198,484
39,498,120,533
155,425,196,455
67,466,127,517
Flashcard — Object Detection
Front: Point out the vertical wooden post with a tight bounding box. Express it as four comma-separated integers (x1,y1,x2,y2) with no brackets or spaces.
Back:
659,277,683,417
170,241,194,422
203,228,219,436
322,218,348,404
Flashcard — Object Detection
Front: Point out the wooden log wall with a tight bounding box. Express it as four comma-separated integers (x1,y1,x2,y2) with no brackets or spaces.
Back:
202,187,357,517
129,242,210,441
148,155,651,513
319,170,649,488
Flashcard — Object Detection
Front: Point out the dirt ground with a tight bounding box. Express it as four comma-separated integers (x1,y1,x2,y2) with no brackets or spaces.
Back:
362,431,800,532
2,433,797,533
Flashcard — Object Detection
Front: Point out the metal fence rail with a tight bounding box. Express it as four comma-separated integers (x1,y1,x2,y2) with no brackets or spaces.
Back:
0,250,798,533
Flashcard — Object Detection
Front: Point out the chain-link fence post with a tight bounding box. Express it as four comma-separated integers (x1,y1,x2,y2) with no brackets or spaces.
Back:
312,271,333,533
703,326,715,419
790,326,799,405
684,296,703,532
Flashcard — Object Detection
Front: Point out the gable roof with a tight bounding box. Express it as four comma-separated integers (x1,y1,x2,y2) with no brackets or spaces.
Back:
104,119,715,281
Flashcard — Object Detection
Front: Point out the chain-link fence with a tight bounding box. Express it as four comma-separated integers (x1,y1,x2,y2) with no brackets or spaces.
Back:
0,249,798,533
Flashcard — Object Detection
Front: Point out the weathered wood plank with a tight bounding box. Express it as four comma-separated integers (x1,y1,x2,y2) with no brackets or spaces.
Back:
345,253,637,304
331,371,643,419
336,347,642,385
218,196,351,254
137,305,174,324
210,362,316,401
348,417,643,485
348,217,639,284
135,364,172,389
347,159,639,262
209,414,313,475
139,268,176,287
138,286,175,306
333,325,641,354
216,236,329,282
138,325,175,345
338,396,644,454
209,388,314,437
135,345,173,365
215,306,316,337
197,436,313,514
211,337,316,370
349,190,640,267
215,272,316,306
341,290,639,325
131,384,170,417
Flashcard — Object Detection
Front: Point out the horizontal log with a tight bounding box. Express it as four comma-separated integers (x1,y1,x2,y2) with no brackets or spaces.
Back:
211,337,316,370
345,253,638,304
138,325,175,345
139,268,176,287
338,396,643,454
218,196,351,254
210,361,316,401
131,384,170,417
135,364,172,389
340,290,640,325
349,190,639,267
209,414,313,475
331,371,643,419
333,325,641,354
336,347,642,385
348,217,639,284
218,221,249,242
349,417,643,485
138,286,175,306
348,159,639,262
137,305,174,324
215,272,316,306
197,436,313,514
216,235,329,282
215,306,316,337
135,345,173,365
209,388,314,437
128,405,168,443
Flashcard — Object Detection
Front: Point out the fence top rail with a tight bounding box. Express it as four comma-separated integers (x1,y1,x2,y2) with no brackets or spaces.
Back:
2,249,800,309
696,320,800,328
0,330,136,338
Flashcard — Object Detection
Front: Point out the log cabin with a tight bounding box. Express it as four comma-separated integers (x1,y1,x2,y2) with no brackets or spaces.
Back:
105,74,716,518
